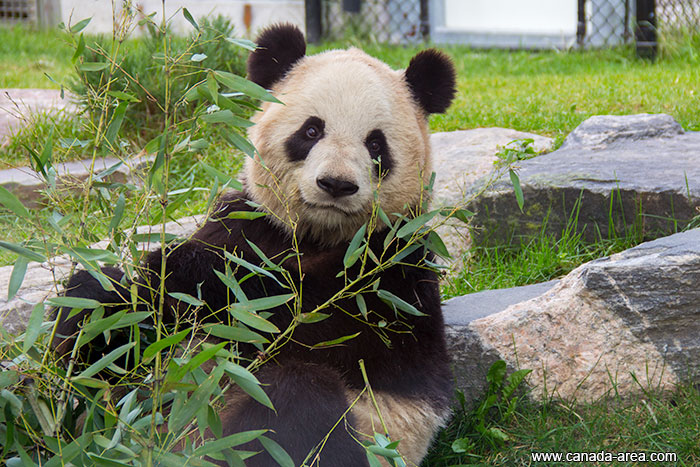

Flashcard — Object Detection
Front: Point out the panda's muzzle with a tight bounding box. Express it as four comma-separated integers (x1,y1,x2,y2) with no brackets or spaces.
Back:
316,176,359,198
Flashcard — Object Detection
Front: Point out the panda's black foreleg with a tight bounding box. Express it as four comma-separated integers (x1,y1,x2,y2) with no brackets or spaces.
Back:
219,360,369,467
51,266,131,358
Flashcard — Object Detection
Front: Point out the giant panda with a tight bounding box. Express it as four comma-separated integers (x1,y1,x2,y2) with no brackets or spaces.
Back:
53,24,456,466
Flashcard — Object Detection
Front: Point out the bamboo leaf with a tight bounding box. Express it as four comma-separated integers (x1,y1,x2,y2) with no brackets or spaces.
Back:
75,342,135,379
229,306,281,334
8,256,28,300
193,430,267,457
182,8,199,30
213,70,281,103
223,251,286,289
427,231,451,259
259,436,294,467
44,433,93,467
439,207,475,224
168,368,223,433
142,328,191,363
70,17,92,33
311,332,361,349
108,193,126,234
46,296,101,309
225,37,257,51
78,62,109,72
106,90,140,102
168,292,204,307
22,303,45,352
207,71,219,105
172,342,227,383
226,210,267,220
377,289,426,316
200,109,253,128
343,224,367,269
104,101,128,148
297,312,330,324
509,169,524,212
396,210,439,239
0,186,31,220
228,370,273,410
199,162,242,189
356,294,368,319
206,324,269,343
223,129,257,158
72,33,85,63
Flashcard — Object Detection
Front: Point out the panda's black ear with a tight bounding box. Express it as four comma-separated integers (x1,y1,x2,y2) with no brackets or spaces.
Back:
404,49,456,114
247,23,307,89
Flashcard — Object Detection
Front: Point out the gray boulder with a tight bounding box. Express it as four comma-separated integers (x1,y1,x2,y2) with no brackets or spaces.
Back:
431,128,553,261
470,114,700,246
444,228,700,402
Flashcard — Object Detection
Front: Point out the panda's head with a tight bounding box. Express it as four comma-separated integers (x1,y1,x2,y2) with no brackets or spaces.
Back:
244,24,456,245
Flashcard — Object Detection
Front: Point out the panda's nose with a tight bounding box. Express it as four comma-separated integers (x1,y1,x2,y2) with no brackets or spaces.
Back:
316,177,359,198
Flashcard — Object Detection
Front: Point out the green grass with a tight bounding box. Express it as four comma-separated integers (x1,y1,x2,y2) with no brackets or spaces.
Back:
311,42,700,143
442,222,642,299
1,28,699,465
0,24,74,88
424,382,700,466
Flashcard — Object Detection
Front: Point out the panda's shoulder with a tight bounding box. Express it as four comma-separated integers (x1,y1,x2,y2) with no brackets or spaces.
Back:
193,190,286,250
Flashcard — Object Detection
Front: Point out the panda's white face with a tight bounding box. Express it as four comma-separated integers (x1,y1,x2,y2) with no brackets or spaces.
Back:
245,49,431,245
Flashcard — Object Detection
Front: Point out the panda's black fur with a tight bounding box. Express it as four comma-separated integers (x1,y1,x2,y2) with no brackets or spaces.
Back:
53,24,457,466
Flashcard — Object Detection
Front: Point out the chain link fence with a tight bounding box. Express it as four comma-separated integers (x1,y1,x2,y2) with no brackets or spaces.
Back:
579,0,633,47
657,0,700,34
317,0,699,51
321,0,426,44
0,0,36,24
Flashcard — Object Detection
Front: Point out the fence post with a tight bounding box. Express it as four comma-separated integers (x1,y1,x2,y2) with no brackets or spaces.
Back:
635,0,657,59
576,0,587,48
305,0,322,44
420,0,430,41
343,0,361,13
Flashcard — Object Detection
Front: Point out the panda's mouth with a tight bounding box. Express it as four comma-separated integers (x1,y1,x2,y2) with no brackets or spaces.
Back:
305,201,363,216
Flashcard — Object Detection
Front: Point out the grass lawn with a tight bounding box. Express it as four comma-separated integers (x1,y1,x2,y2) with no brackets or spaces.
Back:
0,25,74,88
1,23,699,466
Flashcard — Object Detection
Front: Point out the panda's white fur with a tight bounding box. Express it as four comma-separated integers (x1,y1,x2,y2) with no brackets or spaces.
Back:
245,48,432,245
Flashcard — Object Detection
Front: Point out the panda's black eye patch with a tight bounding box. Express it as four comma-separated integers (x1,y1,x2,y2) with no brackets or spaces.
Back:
285,116,325,162
365,129,393,177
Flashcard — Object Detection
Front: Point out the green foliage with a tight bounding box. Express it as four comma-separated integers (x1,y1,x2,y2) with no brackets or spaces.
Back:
443,204,643,299
70,15,247,140
0,10,282,465
423,377,700,466
421,360,532,466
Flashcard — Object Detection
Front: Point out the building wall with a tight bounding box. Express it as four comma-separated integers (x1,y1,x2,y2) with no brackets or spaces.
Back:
60,0,304,36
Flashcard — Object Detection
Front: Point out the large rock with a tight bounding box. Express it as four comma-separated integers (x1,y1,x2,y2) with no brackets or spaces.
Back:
444,280,559,402
431,128,553,260
444,228,700,402
0,216,203,335
470,114,700,246
0,155,155,209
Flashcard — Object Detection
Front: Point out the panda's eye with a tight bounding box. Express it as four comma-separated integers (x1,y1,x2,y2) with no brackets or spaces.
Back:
305,125,320,139
368,140,382,153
